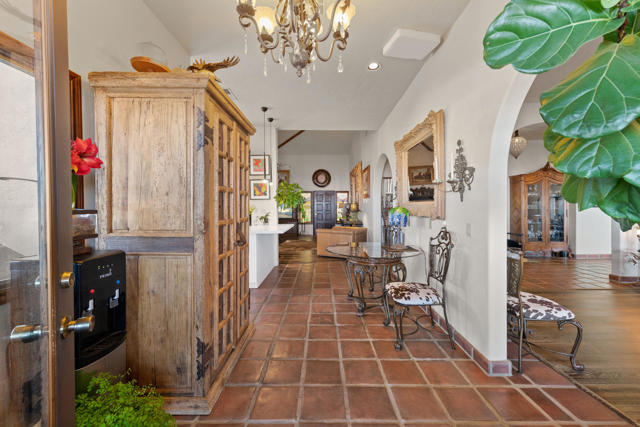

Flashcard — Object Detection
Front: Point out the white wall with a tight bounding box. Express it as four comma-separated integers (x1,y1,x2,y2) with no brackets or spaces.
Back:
507,141,612,256
349,0,528,363
67,0,191,208
575,209,612,256
278,154,351,192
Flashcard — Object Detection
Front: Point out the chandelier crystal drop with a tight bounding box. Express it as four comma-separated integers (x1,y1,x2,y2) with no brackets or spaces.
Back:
236,0,356,78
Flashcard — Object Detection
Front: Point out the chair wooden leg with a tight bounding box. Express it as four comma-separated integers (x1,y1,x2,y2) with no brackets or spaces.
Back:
558,319,585,371
442,303,455,350
393,305,407,350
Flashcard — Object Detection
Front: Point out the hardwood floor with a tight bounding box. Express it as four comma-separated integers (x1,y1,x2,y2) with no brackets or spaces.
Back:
279,235,322,264
520,258,640,424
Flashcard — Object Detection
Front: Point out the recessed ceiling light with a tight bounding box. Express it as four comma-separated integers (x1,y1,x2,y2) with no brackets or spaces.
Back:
368,62,381,71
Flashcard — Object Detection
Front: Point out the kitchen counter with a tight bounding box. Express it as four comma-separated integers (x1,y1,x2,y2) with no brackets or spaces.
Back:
250,224,295,235
249,223,294,288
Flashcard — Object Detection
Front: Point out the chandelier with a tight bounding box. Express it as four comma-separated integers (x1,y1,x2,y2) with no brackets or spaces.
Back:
235,0,356,81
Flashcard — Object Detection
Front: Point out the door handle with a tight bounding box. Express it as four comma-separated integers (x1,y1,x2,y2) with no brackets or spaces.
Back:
10,324,47,343
59,315,95,339
235,227,247,247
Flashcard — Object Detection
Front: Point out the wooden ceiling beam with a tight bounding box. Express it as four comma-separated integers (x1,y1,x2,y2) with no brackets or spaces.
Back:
278,130,305,149
420,141,433,152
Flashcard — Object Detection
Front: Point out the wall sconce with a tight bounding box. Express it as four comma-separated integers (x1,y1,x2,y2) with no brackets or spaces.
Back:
446,139,475,202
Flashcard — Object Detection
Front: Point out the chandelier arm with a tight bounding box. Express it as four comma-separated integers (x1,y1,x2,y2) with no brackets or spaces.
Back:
239,14,281,52
316,0,342,42
314,37,346,62
275,0,290,27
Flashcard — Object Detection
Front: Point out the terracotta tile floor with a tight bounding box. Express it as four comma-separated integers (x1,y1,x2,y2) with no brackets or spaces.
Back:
176,261,631,426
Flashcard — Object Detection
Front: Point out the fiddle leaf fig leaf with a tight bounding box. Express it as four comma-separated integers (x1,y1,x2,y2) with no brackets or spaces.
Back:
561,175,618,209
598,180,640,222
483,0,623,73
540,35,640,139
544,121,640,185
601,0,619,8
613,217,636,231
623,0,640,12
562,175,640,226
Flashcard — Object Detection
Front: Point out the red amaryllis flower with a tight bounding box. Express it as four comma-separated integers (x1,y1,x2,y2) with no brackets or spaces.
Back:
71,137,103,175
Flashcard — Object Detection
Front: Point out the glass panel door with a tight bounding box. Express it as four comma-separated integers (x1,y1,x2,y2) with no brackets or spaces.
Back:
1,1,73,424
526,182,543,243
549,182,565,242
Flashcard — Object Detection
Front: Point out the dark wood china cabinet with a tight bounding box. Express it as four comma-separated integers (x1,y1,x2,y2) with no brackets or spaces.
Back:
510,163,569,256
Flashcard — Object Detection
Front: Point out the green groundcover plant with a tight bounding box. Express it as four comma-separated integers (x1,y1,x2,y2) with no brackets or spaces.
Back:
75,372,175,427
484,0,640,230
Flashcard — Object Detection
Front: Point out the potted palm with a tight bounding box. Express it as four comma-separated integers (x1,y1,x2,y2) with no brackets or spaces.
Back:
275,182,306,222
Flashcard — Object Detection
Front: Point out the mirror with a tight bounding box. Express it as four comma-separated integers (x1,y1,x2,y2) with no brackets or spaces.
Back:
394,110,445,218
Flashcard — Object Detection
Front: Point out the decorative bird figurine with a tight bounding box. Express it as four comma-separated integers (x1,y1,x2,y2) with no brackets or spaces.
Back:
187,56,240,82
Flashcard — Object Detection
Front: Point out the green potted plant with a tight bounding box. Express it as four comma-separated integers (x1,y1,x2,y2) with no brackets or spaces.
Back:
483,0,640,230
275,182,306,221
75,371,175,426
258,212,271,224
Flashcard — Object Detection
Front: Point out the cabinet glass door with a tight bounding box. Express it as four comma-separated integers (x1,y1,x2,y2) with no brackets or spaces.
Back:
526,182,543,242
549,182,565,242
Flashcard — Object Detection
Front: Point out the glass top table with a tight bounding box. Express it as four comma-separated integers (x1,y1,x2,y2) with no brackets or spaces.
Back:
325,242,420,262
326,242,420,323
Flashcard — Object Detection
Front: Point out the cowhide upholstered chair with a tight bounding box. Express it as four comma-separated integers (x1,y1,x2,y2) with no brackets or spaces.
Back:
384,227,454,350
507,250,584,372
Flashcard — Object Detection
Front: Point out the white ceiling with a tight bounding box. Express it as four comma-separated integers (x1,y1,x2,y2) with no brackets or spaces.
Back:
143,0,470,130
278,130,355,155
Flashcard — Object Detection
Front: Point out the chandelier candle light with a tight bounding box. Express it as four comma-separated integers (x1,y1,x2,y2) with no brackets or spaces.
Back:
236,0,356,79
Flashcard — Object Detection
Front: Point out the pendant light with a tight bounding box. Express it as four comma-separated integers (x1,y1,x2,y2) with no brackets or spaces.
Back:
268,117,275,188
261,106,268,180
510,130,527,159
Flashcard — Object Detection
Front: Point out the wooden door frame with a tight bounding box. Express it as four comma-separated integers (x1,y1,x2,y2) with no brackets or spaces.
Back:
34,0,75,424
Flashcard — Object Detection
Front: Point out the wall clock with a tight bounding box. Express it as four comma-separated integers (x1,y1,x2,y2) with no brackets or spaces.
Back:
312,169,331,188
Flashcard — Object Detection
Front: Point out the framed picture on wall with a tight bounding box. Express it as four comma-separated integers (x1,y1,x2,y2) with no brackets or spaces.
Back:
250,155,271,176
409,165,433,185
277,169,290,185
250,179,270,200
362,165,370,199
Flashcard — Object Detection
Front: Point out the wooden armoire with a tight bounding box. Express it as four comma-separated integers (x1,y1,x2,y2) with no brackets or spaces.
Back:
510,163,569,255
89,72,255,414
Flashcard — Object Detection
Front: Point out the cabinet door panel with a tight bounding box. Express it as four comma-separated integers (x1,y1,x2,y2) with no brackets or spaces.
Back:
214,109,237,369
109,96,193,235
236,129,250,336
126,254,194,394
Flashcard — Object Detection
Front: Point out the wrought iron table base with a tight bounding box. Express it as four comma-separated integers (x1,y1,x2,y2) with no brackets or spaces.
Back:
345,259,405,325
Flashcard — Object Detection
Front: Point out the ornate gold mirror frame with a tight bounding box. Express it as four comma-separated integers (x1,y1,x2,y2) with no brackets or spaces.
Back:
394,110,445,218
